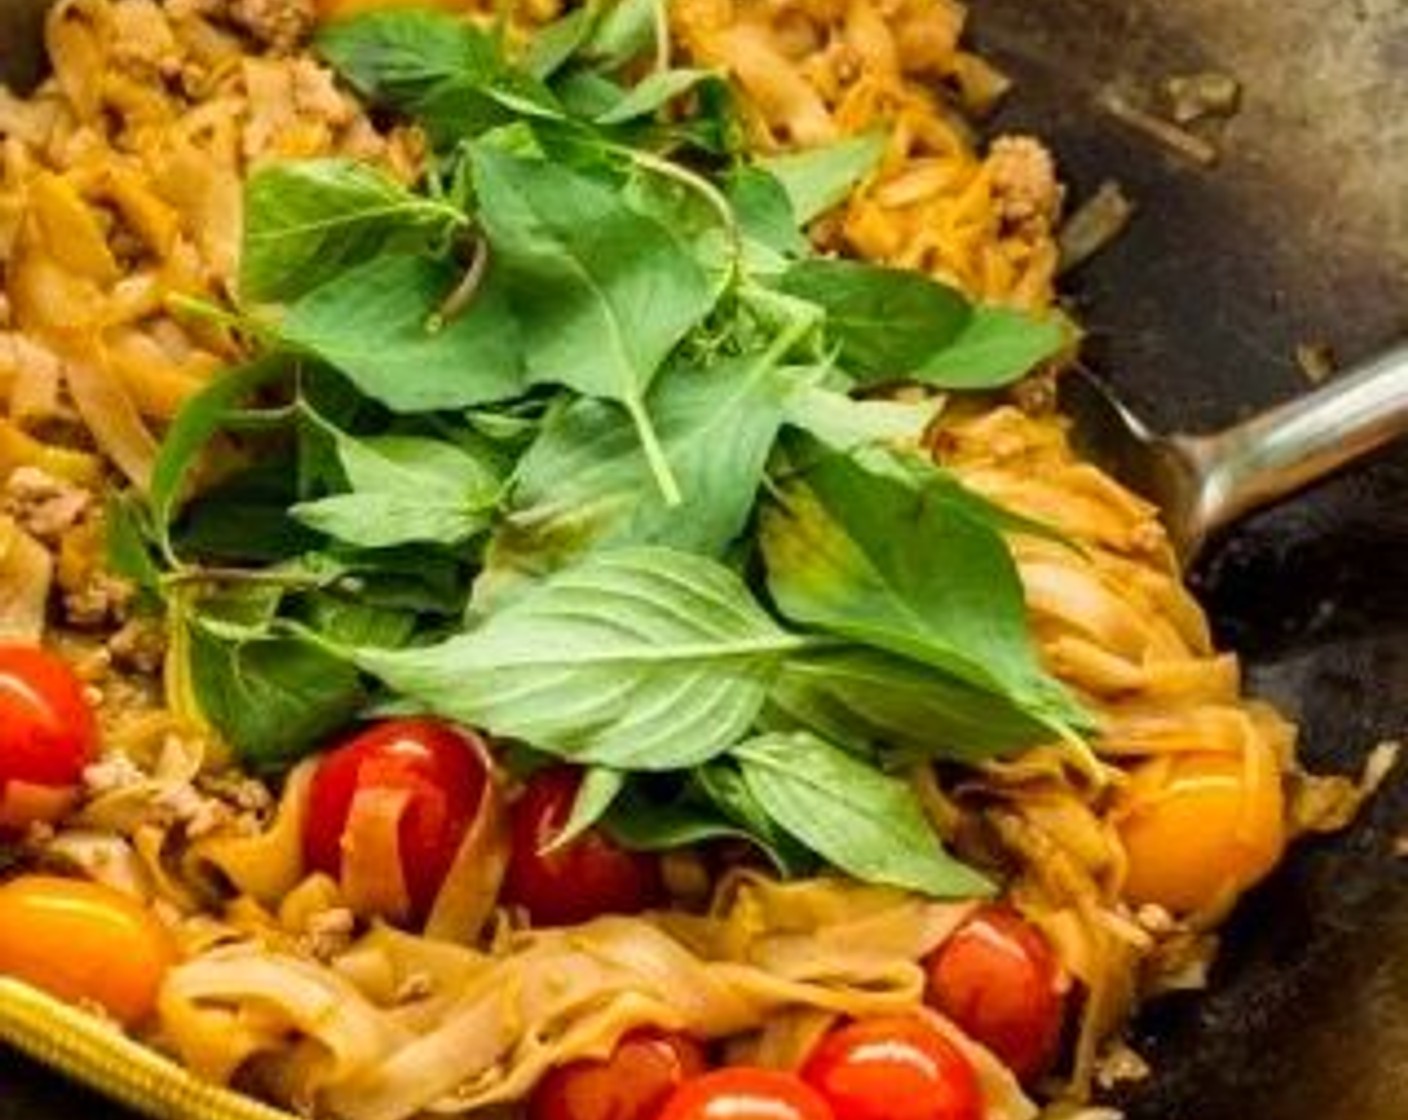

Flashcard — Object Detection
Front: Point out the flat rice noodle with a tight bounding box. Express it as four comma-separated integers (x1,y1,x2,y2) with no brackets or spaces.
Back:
0,517,51,643
194,762,314,904
340,787,413,926
423,766,509,945
160,877,1033,1120
62,344,159,489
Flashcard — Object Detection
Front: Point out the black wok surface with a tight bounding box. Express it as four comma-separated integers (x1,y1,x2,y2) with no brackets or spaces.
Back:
1,0,1405,1117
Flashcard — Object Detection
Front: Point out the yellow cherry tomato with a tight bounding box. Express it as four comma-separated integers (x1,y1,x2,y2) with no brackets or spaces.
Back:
0,875,177,1026
1116,746,1286,914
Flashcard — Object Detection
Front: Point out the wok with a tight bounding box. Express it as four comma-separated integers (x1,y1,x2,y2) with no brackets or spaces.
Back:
0,0,1405,1117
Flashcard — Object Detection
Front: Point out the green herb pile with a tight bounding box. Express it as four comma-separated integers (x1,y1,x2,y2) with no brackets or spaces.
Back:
113,4,1093,899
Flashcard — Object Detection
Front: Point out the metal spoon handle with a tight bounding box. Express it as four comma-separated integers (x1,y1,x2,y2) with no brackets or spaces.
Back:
1181,342,1408,540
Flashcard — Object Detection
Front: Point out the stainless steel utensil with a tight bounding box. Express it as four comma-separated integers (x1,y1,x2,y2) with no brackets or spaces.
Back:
1060,342,1408,561
0,0,52,94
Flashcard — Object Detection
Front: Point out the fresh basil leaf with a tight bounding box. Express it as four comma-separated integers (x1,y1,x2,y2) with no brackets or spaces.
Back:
915,305,1067,388
150,355,293,553
278,255,526,412
548,766,626,851
318,10,560,146
767,647,1052,762
594,68,718,124
783,385,941,454
358,548,806,770
469,144,717,501
577,0,659,71
760,442,1088,735
732,731,993,898
725,167,809,259
692,761,817,877
293,492,485,550
757,131,886,225
174,460,322,565
292,427,502,549
240,161,463,304
188,623,364,770
294,590,417,649
524,5,598,79
778,259,971,380
554,71,630,119
104,492,162,600
603,774,814,877
479,351,791,602
317,544,472,617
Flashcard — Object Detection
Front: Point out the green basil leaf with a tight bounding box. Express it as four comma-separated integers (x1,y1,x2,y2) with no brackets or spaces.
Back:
240,160,463,304
358,548,806,770
292,427,502,548
469,144,717,501
691,762,817,877
576,0,659,71
318,10,560,146
104,492,162,600
725,167,809,260
188,623,364,771
594,68,717,124
174,459,321,565
782,385,941,454
292,492,486,550
732,731,993,898
604,773,814,877
150,355,293,553
757,131,886,224
760,443,1088,735
478,351,791,603
778,259,971,380
548,766,627,851
278,255,527,412
317,545,472,617
294,590,418,649
524,5,598,79
915,305,1067,388
767,647,1053,762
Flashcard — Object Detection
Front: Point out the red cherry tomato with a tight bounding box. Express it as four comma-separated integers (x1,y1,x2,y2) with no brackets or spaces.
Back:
502,766,661,927
924,904,1065,1083
0,645,97,827
304,718,489,921
528,1029,708,1120
658,1068,835,1120
801,1016,982,1120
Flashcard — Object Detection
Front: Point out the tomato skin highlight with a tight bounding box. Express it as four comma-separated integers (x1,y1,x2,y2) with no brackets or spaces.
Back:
658,1068,835,1120
0,645,97,826
801,1016,982,1120
0,875,176,1026
502,767,661,927
1116,748,1285,914
528,1029,707,1120
924,905,1065,1083
303,718,489,922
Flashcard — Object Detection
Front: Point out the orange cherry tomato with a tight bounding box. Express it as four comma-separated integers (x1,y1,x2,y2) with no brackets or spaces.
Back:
924,905,1065,1083
801,1016,982,1120
528,1029,708,1120
658,1069,835,1120
0,645,97,829
1116,748,1285,914
0,875,177,1026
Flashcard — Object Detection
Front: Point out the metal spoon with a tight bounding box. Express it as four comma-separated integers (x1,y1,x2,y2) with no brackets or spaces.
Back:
0,0,52,95
1060,342,1408,562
